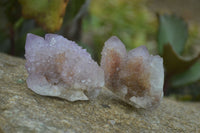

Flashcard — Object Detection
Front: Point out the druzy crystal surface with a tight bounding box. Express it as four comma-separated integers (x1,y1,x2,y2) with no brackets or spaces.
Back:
101,36,164,109
25,33,104,101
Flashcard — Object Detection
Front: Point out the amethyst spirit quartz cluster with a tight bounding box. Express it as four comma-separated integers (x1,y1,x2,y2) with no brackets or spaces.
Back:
25,33,164,109
101,36,164,109
25,33,104,101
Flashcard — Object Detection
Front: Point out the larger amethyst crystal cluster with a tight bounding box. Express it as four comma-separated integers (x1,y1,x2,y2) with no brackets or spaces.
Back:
101,36,164,109
25,33,104,101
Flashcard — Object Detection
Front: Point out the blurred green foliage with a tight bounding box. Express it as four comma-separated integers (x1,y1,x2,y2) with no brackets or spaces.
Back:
158,14,188,55
19,0,68,32
171,61,200,87
0,0,87,56
169,82,200,101
163,44,199,75
83,0,156,61
157,14,200,99
158,15,199,80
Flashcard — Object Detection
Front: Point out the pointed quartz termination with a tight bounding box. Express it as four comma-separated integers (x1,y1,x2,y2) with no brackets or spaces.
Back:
101,36,164,109
25,33,104,101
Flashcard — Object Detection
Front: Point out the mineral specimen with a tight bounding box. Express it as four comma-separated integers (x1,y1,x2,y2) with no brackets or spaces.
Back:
25,33,104,101
101,36,164,109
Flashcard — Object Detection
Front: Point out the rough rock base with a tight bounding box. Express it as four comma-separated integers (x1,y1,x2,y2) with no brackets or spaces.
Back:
0,53,199,133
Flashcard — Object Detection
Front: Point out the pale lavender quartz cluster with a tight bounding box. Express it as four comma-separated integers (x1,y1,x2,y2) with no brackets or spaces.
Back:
25,33,164,109
25,33,104,101
101,36,164,109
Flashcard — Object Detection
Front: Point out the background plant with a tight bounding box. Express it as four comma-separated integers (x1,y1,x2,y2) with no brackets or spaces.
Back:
157,14,200,100
0,0,88,56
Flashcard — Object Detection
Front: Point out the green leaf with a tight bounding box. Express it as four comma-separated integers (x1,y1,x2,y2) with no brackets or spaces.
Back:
0,0,21,24
59,0,88,39
158,14,188,55
64,0,87,21
171,61,200,87
163,44,200,74
18,0,68,32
